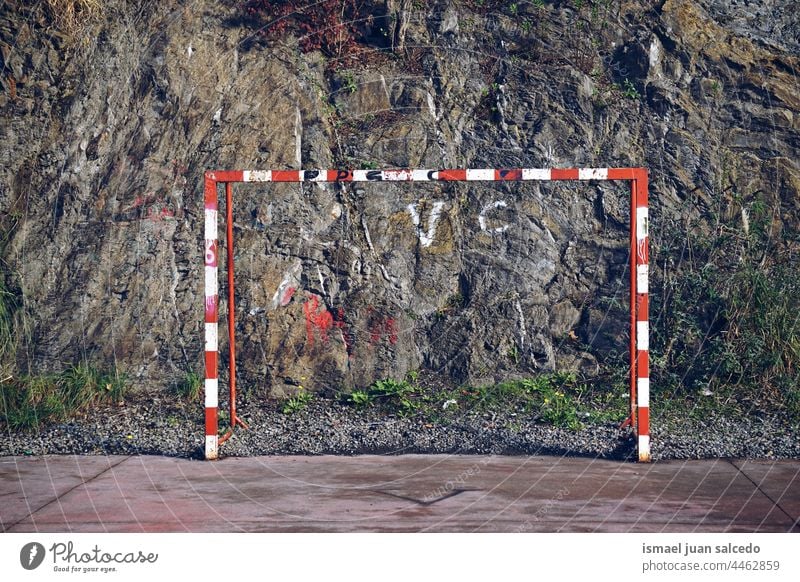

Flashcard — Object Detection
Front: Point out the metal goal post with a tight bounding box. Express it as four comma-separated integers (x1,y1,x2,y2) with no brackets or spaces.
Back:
203,168,650,461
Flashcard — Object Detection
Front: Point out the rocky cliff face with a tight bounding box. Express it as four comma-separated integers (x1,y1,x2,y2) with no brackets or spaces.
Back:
1,0,797,398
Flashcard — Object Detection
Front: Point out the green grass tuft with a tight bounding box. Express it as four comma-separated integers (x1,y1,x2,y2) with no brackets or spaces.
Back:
340,372,626,430
282,388,313,415
0,364,126,430
175,371,202,400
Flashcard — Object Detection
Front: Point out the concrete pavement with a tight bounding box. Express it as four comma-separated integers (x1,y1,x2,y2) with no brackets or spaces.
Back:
1,455,798,532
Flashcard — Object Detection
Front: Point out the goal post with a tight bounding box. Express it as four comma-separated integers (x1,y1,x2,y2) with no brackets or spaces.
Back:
203,168,650,461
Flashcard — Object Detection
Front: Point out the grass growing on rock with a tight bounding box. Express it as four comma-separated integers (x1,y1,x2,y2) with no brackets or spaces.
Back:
651,187,800,419
175,371,202,401
340,371,629,431
0,276,16,360
44,0,102,34
0,364,126,430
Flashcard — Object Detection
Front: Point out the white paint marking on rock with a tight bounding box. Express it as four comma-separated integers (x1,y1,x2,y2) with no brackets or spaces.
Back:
478,200,510,233
407,201,445,247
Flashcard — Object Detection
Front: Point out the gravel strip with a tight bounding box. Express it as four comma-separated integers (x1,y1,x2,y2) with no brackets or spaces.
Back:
1,396,798,461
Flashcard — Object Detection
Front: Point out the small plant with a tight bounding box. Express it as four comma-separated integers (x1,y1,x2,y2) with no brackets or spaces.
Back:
509,2,519,16
372,378,413,397
282,388,313,414
532,0,545,7
368,378,418,415
507,343,520,365
341,71,358,94
176,371,202,400
348,389,372,407
435,293,465,319
218,409,229,427
344,373,425,413
590,4,598,19
335,371,632,429
465,374,584,430
579,382,628,424
243,0,365,60
61,364,124,408
539,388,582,430
621,79,640,100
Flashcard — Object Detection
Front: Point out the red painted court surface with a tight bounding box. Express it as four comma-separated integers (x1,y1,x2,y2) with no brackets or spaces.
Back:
1,455,798,533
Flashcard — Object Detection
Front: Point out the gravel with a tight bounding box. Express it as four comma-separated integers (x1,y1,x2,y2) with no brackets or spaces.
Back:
2,394,798,461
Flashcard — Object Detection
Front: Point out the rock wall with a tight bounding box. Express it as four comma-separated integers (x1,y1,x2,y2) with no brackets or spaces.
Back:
1,0,797,396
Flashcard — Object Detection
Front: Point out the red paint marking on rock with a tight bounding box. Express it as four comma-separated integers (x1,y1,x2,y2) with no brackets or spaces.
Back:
304,296,333,346
385,317,398,345
280,286,296,307
367,308,399,346
333,308,354,358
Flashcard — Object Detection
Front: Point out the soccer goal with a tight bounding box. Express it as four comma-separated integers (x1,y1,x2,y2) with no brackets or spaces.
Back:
203,168,650,461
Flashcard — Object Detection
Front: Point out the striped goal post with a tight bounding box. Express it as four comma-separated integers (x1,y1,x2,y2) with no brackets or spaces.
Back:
203,168,650,461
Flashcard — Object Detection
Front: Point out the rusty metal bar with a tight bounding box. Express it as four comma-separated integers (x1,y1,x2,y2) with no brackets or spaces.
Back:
630,178,638,431
226,182,237,432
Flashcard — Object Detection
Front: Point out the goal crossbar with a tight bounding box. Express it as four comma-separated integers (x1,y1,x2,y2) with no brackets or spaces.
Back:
203,167,650,461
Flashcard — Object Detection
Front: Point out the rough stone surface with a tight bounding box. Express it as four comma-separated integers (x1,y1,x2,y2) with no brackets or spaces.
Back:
0,0,798,399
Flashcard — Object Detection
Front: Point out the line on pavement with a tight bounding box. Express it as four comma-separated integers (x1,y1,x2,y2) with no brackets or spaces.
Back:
371,488,477,506
727,459,799,532
4,456,132,532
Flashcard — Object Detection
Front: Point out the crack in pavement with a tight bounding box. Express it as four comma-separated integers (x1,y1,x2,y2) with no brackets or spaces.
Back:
3,456,133,532
727,459,800,532
370,488,478,506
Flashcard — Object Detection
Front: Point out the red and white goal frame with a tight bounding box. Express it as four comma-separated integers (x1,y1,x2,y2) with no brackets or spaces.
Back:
203,168,651,461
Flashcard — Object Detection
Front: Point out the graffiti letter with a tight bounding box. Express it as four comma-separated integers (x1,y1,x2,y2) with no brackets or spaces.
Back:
478,200,510,234
204,240,217,266
406,201,445,247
